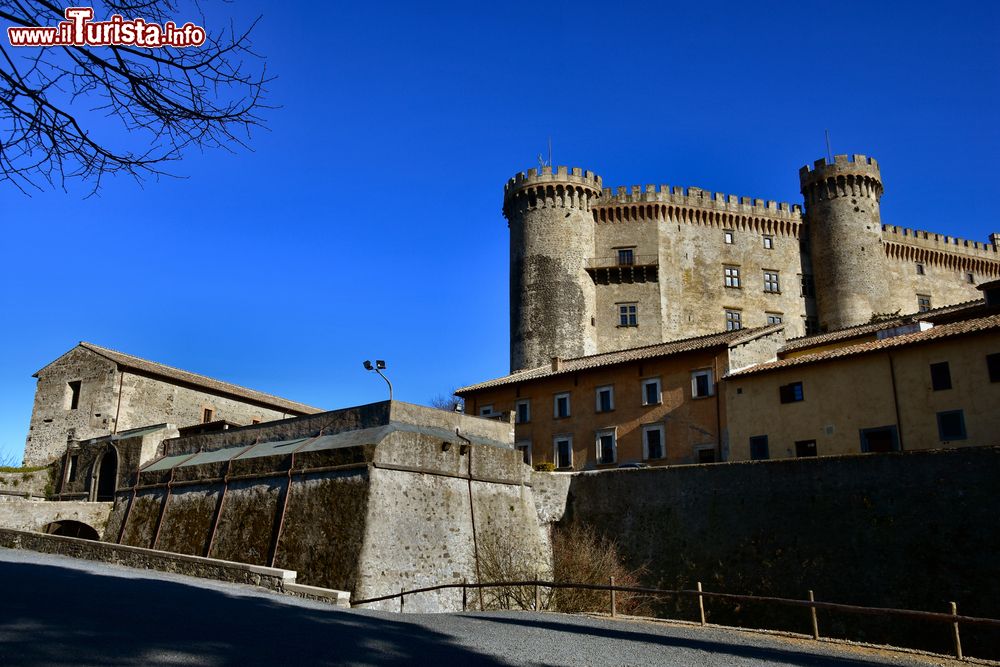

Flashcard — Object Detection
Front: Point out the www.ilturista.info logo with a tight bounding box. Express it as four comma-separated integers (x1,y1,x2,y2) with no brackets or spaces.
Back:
7,7,206,48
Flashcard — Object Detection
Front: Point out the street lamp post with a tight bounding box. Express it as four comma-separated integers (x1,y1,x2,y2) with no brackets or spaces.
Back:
363,359,393,401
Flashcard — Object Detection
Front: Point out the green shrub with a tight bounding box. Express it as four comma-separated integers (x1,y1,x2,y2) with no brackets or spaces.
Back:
534,462,555,472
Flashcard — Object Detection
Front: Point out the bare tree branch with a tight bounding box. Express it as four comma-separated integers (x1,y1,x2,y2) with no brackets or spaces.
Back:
0,0,270,194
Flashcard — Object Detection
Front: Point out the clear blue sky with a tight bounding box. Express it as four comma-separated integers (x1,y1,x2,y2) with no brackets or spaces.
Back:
2,1,998,461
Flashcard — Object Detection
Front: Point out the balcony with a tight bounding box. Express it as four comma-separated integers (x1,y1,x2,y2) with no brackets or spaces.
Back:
585,255,659,285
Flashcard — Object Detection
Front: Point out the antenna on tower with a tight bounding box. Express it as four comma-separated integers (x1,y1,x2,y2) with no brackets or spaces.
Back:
548,137,552,168
825,129,833,163
537,138,554,170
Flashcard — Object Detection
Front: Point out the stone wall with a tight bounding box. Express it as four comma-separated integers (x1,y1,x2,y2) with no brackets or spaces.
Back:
0,468,53,498
551,446,1000,658
0,497,111,534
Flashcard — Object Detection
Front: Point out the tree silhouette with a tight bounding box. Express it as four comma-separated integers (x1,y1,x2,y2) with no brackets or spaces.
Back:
0,1,269,193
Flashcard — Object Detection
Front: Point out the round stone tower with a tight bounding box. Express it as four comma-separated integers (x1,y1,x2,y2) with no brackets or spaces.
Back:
799,154,893,331
504,166,602,371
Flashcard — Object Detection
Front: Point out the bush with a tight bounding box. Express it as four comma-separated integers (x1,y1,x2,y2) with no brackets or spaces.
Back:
475,525,549,611
534,462,555,472
551,524,649,616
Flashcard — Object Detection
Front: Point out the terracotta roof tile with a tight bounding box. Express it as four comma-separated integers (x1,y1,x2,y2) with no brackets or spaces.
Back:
728,313,1000,378
457,325,783,394
780,299,984,353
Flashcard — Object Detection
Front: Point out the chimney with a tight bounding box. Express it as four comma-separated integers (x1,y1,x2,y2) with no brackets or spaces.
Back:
978,279,1000,308
551,357,563,372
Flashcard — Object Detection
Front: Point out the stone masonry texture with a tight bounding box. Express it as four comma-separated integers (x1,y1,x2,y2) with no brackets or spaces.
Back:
505,157,1000,371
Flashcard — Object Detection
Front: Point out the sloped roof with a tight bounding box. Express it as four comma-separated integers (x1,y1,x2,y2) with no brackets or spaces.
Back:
38,342,323,415
456,325,783,394
728,313,1000,378
779,299,985,354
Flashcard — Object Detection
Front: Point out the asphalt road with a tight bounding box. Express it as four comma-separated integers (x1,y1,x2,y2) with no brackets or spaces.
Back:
0,548,963,666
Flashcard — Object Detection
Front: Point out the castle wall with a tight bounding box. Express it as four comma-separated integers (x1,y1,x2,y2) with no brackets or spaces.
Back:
26,348,119,466
550,446,1000,657
115,372,293,434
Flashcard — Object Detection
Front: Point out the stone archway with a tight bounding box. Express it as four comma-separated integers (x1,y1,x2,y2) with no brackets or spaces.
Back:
42,520,100,540
93,446,119,502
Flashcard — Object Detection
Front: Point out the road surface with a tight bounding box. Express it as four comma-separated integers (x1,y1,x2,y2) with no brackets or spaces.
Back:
0,548,965,666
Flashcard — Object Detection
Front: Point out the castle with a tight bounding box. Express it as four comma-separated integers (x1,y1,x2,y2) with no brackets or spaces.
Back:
505,155,1000,371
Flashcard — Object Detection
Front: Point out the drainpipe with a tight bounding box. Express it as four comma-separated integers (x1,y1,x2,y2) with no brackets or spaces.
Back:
457,428,484,610
112,371,124,435
887,352,905,451
117,459,144,544
269,430,325,568
714,354,723,461
205,438,260,558
151,449,201,550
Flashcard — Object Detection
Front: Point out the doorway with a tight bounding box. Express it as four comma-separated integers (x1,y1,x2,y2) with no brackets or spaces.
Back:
94,447,118,502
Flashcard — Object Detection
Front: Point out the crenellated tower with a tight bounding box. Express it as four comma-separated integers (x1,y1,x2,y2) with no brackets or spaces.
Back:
800,154,893,331
504,166,602,371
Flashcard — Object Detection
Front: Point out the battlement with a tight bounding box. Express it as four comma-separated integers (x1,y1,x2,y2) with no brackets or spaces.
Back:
504,165,603,200
882,225,1000,259
799,154,881,189
595,182,802,220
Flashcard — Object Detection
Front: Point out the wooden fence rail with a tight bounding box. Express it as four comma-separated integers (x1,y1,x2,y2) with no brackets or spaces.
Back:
352,579,1000,660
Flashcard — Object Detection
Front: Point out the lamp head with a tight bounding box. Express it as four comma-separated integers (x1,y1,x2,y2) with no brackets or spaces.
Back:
375,360,386,370
363,360,373,371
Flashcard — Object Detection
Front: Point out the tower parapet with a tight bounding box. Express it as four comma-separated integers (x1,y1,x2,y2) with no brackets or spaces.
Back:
504,166,602,371
800,154,893,331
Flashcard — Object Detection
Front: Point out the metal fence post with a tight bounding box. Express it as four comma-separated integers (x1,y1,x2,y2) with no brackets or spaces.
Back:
951,602,963,659
809,590,820,640
534,573,540,612
697,581,706,626
462,578,467,612
610,576,617,618
400,587,405,614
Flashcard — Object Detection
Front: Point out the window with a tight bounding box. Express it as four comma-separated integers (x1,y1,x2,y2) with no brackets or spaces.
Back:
916,263,925,275
860,426,899,453
616,248,635,266
766,313,783,325
554,436,573,469
724,230,734,244
618,303,638,327
202,408,214,423
515,399,531,424
67,380,81,410
763,235,774,250
696,446,717,463
929,362,952,391
554,392,571,418
516,441,532,466
988,353,1000,383
800,274,815,298
643,424,665,460
967,272,976,284
596,430,617,465
795,440,817,457
479,404,494,417
724,265,741,288
805,316,820,335
936,410,967,441
725,309,742,331
691,369,713,398
763,271,780,293
641,377,661,406
749,436,769,461
779,381,804,403
917,294,932,313
595,386,614,413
